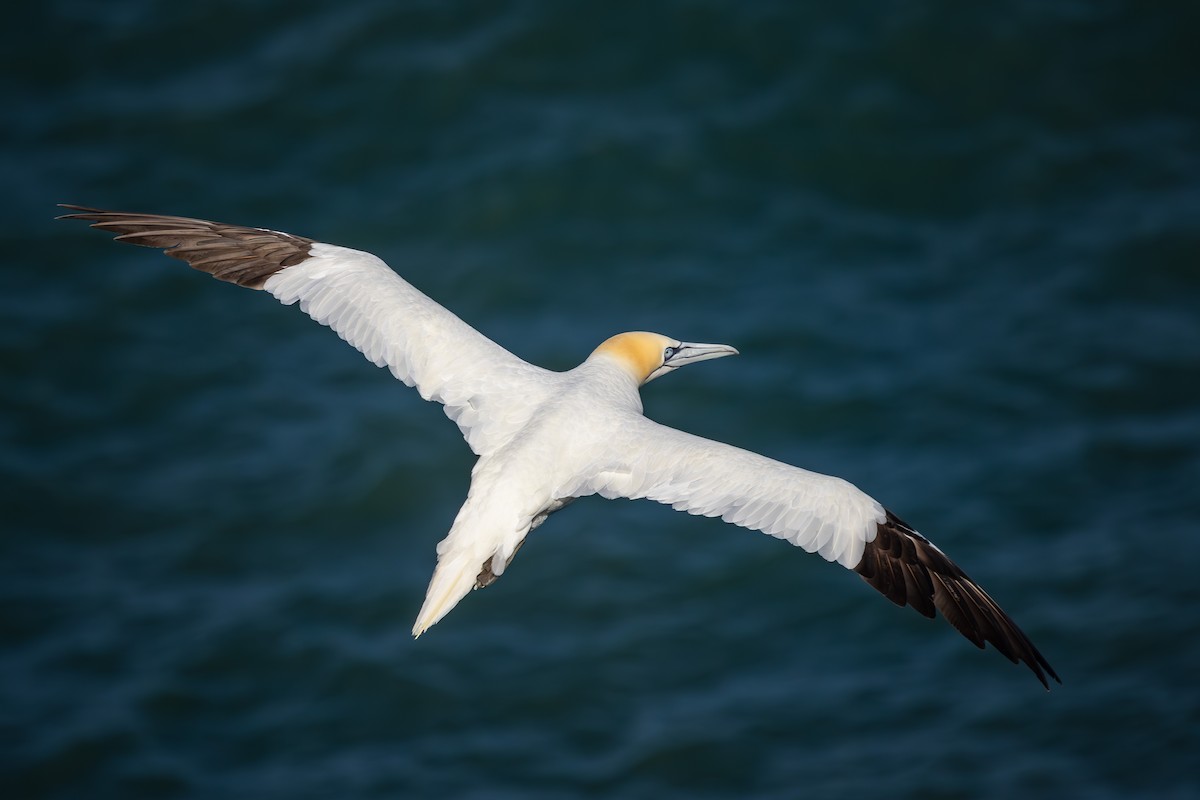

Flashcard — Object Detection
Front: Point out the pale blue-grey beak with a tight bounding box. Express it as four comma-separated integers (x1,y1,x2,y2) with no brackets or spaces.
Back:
647,341,739,382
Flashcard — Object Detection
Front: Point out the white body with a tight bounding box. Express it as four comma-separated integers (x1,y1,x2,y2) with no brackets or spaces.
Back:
265,244,883,634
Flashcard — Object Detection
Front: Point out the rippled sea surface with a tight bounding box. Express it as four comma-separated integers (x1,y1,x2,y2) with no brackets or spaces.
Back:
4,2,1198,798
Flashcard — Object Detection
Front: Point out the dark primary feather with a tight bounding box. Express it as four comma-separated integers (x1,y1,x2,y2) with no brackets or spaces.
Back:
855,511,1060,689
57,205,313,289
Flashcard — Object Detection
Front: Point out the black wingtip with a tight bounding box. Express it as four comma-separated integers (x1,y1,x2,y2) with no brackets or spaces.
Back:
856,510,1060,690
56,205,315,289
57,203,99,219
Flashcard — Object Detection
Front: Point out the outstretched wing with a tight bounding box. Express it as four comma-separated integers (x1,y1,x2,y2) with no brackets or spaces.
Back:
584,417,1059,689
59,205,554,456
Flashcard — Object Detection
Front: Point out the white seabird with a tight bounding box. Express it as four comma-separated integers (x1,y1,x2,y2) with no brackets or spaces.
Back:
60,205,1059,688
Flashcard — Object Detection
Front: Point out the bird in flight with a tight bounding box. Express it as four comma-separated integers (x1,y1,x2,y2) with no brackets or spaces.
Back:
60,205,1059,689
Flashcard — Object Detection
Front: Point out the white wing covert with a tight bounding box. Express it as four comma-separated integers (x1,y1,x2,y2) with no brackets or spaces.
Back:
262,243,554,454
58,206,553,456
585,417,886,569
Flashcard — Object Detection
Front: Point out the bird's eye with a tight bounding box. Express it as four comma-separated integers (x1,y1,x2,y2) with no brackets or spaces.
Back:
663,346,677,361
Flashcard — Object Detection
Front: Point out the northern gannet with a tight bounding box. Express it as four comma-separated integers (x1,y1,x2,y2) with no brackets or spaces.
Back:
60,205,1060,689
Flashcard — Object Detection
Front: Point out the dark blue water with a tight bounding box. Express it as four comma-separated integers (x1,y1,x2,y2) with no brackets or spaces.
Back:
4,2,1198,797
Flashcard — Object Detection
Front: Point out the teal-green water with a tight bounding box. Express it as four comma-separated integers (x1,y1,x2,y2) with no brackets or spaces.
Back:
4,2,1198,797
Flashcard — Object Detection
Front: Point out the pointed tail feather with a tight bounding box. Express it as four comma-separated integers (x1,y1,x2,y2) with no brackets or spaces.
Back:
412,555,482,637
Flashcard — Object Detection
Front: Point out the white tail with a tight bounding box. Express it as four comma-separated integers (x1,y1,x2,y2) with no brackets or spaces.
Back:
412,554,483,637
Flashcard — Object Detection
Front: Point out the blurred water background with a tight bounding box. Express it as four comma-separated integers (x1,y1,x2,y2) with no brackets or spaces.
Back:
3,1,1198,797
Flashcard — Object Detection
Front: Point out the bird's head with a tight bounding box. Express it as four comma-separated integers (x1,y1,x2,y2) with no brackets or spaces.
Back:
591,332,739,385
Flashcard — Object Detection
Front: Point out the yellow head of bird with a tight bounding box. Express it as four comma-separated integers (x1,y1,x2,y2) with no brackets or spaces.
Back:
591,332,739,384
